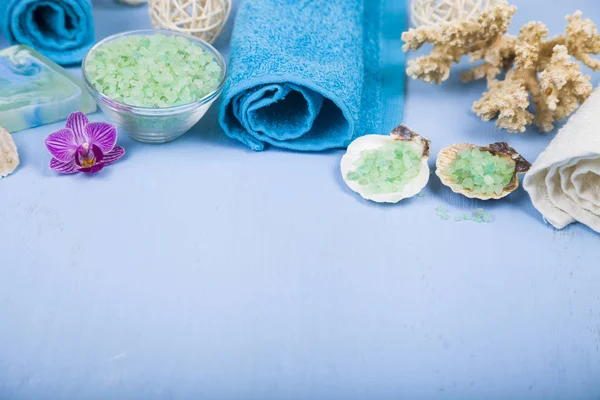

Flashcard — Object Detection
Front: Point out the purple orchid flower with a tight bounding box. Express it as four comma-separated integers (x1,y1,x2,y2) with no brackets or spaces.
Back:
45,112,125,174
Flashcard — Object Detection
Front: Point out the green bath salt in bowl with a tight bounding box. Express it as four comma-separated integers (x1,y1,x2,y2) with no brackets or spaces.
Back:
83,30,226,143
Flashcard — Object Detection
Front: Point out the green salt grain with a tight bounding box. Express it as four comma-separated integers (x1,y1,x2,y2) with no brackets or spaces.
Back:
435,205,448,214
434,206,494,223
85,34,222,108
473,208,485,217
347,141,422,195
347,171,360,181
444,148,515,196
435,205,451,221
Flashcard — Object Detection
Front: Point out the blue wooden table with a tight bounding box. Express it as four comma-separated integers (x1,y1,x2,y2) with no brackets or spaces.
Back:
1,1,599,399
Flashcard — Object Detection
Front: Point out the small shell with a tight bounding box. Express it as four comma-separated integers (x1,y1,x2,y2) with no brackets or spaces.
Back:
0,126,19,179
341,124,431,203
436,142,531,200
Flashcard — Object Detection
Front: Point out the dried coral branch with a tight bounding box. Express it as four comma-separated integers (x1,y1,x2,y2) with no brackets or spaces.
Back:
402,1,600,133
403,3,516,83
562,11,600,70
473,71,534,133
460,62,502,83
539,45,593,120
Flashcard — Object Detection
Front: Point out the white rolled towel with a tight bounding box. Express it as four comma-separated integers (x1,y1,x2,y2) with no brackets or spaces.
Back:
523,88,600,233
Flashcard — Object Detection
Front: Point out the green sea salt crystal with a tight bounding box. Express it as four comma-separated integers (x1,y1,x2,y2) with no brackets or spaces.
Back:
85,34,222,108
434,206,494,223
473,208,485,217
347,141,423,195
347,171,360,181
444,148,515,196
472,208,483,223
435,205,451,221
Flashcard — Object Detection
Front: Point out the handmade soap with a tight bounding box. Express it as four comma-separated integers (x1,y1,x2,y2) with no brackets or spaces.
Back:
0,45,96,133
85,34,222,108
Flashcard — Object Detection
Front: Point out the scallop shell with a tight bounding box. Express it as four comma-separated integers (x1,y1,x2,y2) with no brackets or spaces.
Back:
436,142,531,200
0,126,19,179
341,124,431,203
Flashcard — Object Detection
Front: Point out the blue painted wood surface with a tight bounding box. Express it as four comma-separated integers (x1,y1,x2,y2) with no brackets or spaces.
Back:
1,0,599,399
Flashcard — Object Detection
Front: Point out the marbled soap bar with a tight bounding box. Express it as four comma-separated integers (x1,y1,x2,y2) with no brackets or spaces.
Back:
0,45,96,133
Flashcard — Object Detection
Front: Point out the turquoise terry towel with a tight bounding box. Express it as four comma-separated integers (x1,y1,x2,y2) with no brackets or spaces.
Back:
219,0,406,151
0,0,94,66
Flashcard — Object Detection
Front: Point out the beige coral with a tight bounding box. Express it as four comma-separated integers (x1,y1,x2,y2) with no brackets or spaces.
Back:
472,71,533,133
402,1,600,133
403,4,516,84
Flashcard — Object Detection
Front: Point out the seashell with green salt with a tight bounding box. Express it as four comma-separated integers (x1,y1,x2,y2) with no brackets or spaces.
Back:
0,126,19,179
436,142,531,200
341,124,431,203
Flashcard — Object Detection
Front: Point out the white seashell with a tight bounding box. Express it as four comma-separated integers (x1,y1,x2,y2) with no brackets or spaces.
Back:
341,125,431,203
0,126,19,179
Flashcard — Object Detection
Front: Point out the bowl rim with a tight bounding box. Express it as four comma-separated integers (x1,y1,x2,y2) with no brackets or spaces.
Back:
81,29,227,115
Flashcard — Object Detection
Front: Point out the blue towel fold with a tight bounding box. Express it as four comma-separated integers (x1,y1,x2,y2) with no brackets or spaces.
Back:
219,0,406,152
0,0,94,66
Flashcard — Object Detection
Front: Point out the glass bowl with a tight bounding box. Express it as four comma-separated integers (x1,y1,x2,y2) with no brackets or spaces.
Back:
82,29,227,144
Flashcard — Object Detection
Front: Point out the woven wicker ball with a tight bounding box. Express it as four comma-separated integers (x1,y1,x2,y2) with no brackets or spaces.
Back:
411,0,504,27
149,0,231,44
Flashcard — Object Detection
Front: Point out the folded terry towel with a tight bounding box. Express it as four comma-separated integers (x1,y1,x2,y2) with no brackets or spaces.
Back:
523,87,600,233
219,0,402,151
0,0,95,66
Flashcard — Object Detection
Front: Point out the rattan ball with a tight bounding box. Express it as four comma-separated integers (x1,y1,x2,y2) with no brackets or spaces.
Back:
410,0,504,27
148,0,232,44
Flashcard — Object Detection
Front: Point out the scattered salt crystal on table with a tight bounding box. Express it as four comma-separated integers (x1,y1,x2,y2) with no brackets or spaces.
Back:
435,206,494,223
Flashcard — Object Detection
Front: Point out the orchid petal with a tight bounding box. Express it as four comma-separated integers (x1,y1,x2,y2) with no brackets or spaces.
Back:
49,158,79,174
65,112,89,144
75,143,104,167
45,128,77,162
78,163,105,174
85,122,117,153
102,146,125,165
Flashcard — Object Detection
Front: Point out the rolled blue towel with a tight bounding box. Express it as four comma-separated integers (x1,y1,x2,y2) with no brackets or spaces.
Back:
0,0,94,66
219,0,405,151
